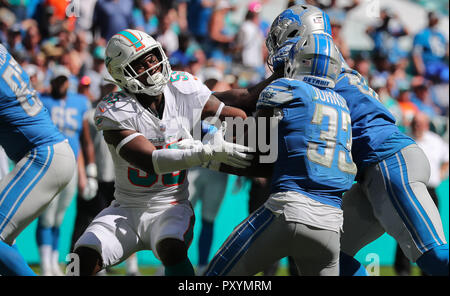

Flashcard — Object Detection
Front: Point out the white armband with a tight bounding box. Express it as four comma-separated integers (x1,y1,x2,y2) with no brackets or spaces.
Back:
208,102,225,125
116,132,144,155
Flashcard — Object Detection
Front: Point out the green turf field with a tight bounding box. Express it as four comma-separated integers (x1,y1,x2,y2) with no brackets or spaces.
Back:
30,264,423,276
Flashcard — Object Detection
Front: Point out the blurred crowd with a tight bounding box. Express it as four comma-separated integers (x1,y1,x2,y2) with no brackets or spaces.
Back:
0,0,448,275
0,0,448,172
1,0,448,143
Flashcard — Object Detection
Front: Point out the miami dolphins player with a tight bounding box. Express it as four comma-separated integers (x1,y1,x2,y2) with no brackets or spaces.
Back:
73,29,253,276
215,5,449,276
204,33,356,276
0,44,76,276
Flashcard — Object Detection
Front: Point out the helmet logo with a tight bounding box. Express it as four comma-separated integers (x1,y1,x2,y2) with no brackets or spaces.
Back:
116,30,145,52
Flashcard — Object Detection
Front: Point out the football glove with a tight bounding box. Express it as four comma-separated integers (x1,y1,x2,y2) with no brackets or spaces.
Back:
82,163,98,201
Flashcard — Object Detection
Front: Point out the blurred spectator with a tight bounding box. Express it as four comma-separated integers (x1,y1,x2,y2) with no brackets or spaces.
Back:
7,0,27,22
45,0,76,32
157,8,179,55
331,18,351,63
73,31,94,77
85,45,107,101
395,112,449,276
410,76,440,118
76,0,98,38
185,0,215,44
169,31,193,71
133,0,159,36
58,50,81,94
78,75,95,102
396,80,418,131
372,75,405,131
23,63,46,93
366,8,409,64
235,1,266,79
92,0,134,42
34,2,65,39
6,24,25,57
23,22,41,58
0,7,16,44
208,0,235,60
412,11,449,83
318,0,359,24
354,53,371,79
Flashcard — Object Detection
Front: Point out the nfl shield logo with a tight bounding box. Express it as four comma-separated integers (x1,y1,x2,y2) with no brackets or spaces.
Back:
159,123,166,132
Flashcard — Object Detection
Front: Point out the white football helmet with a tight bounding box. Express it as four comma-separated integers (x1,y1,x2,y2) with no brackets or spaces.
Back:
105,29,171,96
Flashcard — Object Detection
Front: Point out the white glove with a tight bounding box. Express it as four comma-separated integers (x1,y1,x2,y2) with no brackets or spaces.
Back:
82,177,98,201
177,125,254,169
82,163,98,201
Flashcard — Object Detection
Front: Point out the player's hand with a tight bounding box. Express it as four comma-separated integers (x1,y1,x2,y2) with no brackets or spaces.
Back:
271,36,300,72
82,177,98,201
201,122,254,169
82,163,98,201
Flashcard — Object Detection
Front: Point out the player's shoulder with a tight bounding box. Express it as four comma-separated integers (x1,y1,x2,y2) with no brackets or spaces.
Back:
167,71,204,95
95,91,137,122
258,78,311,108
336,68,362,89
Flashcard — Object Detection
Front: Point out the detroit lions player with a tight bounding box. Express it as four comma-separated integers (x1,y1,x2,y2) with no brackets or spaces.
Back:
204,33,356,276
73,29,253,276
0,44,76,276
215,4,449,276
36,65,97,276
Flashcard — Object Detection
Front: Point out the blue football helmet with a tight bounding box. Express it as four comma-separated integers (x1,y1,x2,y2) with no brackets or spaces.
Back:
285,33,341,88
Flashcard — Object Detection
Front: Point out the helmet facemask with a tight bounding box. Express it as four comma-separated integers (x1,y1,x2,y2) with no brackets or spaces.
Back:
105,30,172,97
265,5,332,71
122,45,171,96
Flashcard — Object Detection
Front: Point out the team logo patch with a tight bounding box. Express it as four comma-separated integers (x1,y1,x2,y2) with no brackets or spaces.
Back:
313,16,323,24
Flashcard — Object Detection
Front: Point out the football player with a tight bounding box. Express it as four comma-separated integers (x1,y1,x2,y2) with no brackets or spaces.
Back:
215,5,449,276
0,44,76,276
204,33,356,276
36,65,97,276
73,29,253,276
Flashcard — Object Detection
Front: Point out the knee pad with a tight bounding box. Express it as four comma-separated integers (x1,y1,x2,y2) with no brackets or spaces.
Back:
416,244,449,276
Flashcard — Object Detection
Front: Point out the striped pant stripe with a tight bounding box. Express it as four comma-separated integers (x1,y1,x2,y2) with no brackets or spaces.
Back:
205,207,274,276
379,152,443,253
0,146,54,235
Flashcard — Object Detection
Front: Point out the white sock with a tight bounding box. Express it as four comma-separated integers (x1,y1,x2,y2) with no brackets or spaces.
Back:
125,254,139,275
52,250,64,276
39,245,53,276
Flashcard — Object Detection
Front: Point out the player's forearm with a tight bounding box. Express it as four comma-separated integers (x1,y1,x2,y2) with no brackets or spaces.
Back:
213,71,283,112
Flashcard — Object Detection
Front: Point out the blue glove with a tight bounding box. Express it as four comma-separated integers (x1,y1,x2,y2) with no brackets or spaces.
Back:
271,36,300,72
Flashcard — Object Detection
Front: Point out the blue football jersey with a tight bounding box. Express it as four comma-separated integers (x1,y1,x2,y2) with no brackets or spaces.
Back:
334,68,415,174
0,44,65,163
413,28,447,65
40,93,91,157
258,78,357,209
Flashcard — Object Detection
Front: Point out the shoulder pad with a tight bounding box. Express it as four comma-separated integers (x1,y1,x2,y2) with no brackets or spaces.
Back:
167,71,204,95
94,91,137,129
258,78,311,108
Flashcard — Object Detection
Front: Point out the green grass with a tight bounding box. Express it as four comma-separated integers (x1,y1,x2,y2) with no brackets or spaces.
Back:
30,264,423,276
